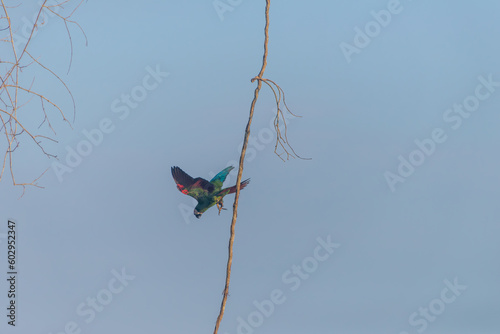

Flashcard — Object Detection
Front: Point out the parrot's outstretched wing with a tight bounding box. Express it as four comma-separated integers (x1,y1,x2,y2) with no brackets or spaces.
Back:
210,166,234,190
171,166,215,199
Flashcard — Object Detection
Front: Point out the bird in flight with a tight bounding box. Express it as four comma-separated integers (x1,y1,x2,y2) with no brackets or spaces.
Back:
171,166,250,218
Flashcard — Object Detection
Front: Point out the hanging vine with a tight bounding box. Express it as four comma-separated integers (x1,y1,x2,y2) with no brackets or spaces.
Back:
213,1,308,333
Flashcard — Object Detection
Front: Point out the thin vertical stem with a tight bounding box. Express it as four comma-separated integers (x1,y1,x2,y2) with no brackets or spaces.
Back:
213,1,270,333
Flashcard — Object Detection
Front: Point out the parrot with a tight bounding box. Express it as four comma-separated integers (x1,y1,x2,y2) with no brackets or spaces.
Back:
171,166,250,218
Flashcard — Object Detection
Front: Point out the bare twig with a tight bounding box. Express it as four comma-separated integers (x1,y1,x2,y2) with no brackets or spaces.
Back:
43,0,88,74
252,76,310,161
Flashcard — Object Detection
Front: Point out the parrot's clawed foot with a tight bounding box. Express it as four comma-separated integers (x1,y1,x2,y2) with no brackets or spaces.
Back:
216,200,227,215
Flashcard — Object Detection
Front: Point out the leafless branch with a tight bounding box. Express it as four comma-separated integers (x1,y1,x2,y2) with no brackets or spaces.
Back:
213,1,271,333
213,1,310,332
0,0,84,193
252,74,310,161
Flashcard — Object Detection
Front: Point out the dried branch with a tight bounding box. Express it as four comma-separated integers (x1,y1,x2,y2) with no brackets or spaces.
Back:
252,77,310,161
213,1,271,334
0,0,84,193
213,1,310,332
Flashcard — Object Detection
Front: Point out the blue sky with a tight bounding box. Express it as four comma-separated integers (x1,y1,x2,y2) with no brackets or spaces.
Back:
1,1,500,333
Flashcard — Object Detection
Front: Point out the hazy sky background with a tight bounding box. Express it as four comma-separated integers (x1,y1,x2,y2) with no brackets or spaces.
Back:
1,1,500,333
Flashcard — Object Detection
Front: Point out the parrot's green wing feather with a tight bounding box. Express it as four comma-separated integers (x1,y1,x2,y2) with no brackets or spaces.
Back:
210,166,234,191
